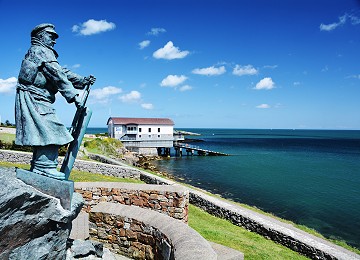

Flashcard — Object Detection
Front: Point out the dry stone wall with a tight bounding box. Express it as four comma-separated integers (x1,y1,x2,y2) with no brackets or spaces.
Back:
75,182,189,223
0,149,140,179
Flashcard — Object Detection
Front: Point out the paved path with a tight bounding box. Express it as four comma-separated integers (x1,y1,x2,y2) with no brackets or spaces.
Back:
0,127,16,134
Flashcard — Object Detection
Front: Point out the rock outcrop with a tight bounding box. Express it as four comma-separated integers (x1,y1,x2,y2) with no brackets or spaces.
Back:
0,167,83,259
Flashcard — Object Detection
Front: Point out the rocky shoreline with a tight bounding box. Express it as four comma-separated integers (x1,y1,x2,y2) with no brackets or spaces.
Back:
135,154,175,180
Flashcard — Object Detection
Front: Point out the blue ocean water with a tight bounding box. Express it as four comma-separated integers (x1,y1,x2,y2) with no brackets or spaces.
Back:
87,128,360,248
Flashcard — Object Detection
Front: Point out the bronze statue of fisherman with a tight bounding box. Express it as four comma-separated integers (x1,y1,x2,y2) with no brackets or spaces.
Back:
15,23,96,180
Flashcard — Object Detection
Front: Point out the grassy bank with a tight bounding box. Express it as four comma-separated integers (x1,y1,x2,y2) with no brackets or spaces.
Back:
189,204,309,259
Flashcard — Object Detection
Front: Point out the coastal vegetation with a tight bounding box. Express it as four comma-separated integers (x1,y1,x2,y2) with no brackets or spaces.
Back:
84,137,124,158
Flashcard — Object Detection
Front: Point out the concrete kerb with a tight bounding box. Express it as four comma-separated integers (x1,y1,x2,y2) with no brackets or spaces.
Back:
91,202,217,260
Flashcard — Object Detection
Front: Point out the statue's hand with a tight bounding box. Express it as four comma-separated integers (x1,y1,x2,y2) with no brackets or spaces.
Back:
74,94,82,108
84,75,96,85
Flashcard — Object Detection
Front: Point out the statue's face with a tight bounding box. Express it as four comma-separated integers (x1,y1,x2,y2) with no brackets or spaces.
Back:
37,31,57,47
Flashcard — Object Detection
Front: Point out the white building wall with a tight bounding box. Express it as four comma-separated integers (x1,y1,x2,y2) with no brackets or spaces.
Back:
138,124,173,134
108,123,174,148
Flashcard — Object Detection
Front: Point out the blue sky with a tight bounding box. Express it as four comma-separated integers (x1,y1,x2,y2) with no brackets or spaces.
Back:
1,0,360,129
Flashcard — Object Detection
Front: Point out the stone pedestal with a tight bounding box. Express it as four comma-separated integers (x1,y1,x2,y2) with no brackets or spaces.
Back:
16,168,74,210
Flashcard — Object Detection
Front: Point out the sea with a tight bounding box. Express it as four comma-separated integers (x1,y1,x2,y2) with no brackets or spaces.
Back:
87,128,360,249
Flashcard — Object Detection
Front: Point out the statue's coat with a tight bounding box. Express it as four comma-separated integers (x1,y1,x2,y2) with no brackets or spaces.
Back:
15,38,85,146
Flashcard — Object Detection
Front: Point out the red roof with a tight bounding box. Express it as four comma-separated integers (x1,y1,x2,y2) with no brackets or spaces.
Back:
107,117,174,126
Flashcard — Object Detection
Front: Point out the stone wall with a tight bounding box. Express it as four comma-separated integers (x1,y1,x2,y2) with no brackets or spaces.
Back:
189,188,360,260
89,202,217,260
75,182,189,223
0,149,141,179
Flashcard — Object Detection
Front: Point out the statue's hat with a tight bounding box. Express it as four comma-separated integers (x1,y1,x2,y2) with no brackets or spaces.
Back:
31,23,58,39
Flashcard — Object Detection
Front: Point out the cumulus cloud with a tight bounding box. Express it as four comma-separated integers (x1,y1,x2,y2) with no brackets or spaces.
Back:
160,75,187,87
0,77,17,93
120,91,141,103
72,19,116,35
141,103,154,110
254,77,275,90
233,65,258,76
147,28,166,36
153,41,189,60
347,74,360,79
139,40,150,49
256,104,271,109
90,86,122,100
320,13,360,31
179,85,192,92
192,66,226,76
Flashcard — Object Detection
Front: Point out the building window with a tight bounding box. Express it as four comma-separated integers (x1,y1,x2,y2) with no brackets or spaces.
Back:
139,135,141,138
158,135,161,138
148,128,151,132
139,128,142,132
158,128,160,132
149,135,151,138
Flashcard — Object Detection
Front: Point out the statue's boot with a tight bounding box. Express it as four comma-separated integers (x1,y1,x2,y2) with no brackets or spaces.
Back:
31,145,65,180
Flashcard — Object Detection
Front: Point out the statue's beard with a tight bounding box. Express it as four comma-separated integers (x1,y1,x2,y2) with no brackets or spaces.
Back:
31,37,59,58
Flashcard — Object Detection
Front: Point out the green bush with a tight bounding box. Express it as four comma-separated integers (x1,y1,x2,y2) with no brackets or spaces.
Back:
84,137,123,157
0,140,33,152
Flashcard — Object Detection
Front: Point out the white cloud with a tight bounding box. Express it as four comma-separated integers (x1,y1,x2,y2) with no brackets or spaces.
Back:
139,40,150,49
72,19,116,36
347,74,360,79
319,13,360,32
263,65,278,69
192,66,226,76
141,103,154,110
160,75,187,87
90,86,122,100
0,77,17,93
254,77,275,90
179,85,192,92
256,104,270,109
120,91,141,103
147,28,166,36
233,65,258,76
153,41,189,60
293,81,301,86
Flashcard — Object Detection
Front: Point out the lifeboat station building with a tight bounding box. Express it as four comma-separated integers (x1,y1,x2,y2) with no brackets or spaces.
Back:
107,117,183,155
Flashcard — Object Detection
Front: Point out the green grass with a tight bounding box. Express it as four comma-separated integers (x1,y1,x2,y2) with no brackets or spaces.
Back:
0,161,30,170
68,169,143,183
0,161,143,183
0,132,15,143
189,204,309,260
179,181,360,254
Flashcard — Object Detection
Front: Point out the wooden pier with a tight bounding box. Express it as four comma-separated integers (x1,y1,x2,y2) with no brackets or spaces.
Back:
173,143,229,156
